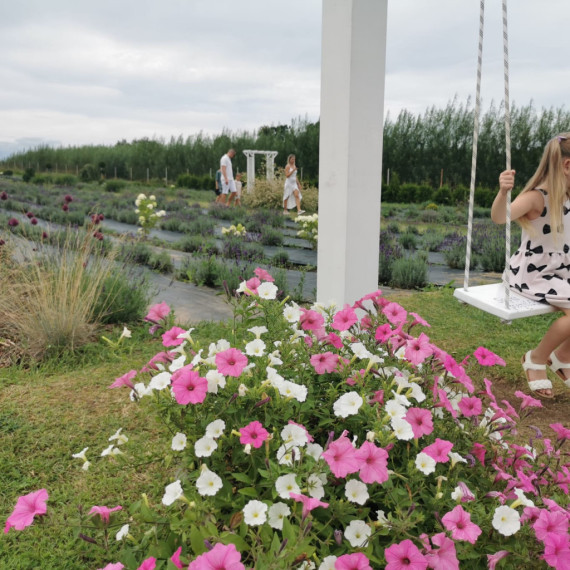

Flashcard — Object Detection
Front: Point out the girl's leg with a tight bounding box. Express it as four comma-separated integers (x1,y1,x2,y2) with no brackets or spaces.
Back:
293,190,301,213
283,199,288,214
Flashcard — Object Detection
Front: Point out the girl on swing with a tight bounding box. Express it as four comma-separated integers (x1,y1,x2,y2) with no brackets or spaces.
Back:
492,133,570,399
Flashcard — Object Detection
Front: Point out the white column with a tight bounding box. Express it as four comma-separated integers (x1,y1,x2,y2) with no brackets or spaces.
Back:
266,151,278,181
244,151,256,192
316,0,387,306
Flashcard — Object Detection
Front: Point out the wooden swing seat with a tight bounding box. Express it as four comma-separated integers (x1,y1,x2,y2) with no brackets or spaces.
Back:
454,283,557,321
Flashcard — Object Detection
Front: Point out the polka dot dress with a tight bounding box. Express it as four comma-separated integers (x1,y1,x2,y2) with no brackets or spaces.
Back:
507,189,570,309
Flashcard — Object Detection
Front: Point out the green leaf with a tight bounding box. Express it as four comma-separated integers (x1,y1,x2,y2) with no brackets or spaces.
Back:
238,487,259,497
190,524,207,555
231,472,253,484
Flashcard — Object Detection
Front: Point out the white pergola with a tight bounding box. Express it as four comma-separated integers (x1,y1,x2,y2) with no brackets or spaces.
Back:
317,0,387,307
242,150,278,193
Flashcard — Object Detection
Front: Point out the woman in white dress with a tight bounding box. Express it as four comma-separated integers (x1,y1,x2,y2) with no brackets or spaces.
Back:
283,154,305,215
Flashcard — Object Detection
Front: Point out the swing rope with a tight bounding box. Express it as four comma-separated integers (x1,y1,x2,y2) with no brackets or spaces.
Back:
463,0,512,309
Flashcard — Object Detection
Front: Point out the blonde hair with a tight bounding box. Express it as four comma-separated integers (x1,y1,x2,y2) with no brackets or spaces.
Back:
518,132,570,237
287,154,295,164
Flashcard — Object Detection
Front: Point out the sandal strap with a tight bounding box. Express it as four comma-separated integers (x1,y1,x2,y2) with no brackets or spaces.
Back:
522,350,547,371
549,351,570,372
528,379,553,391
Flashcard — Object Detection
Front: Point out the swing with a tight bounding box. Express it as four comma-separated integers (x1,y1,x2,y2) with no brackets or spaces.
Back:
452,0,556,322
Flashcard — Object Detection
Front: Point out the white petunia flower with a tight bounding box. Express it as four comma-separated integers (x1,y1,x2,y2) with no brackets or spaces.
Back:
268,351,283,366
120,327,132,339
238,383,248,396
391,417,414,441
109,428,128,445
451,486,464,502
81,460,91,471
162,480,184,505
449,451,467,467
189,350,203,368
281,424,308,448
377,510,390,527
257,282,278,300
149,371,171,391
318,556,337,570
268,502,291,530
344,520,372,547
283,303,301,323
196,466,223,497
131,382,151,400
116,524,129,541
415,452,437,475
391,390,411,407
385,399,407,420
277,445,299,466
492,505,521,536
275,473,301,499
278,380,307,402
307,473,326,499
205,369,226,394
171,432,187,451
243,500,268,526
208,339,231,357
205,419,226,439
305,443,324,461
345,479,369,505
72,447,89,461
248,325,268,338
101,444,116,457
176,328,195,342
350,342,373,360
513,488,534,507
245,338,266,357
195,436,217,457
333,392,364,418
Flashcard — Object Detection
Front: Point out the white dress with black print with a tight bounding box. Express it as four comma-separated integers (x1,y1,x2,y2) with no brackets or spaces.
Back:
507,188,570,309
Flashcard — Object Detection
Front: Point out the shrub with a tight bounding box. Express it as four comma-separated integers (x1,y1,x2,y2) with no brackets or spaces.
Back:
379,230,403,285
53,174,78,186
398,232,418,250
183,217,216,236
120,241,153,265
272,249,290,267
260,225,284,247
148,251,174,273
2,169,14,176
420,209,439,223
22,167,35,183
422,231,446,252
79,164,99,182
178,235,217,254
105,180,127,193
390,252,429,289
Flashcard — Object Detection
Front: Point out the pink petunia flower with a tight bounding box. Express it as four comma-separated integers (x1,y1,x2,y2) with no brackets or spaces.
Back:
441,505,482,544
382,302,408,325
99,564,124,570
533,509,569,541
424,532,459,570
355,441,389,484
161,326,186,347
188,542,245,570
435,388,458,419
422,438,453,463
385,539,428,570
215,348,248,377
514,390,543,411
486,551,509,570
88,505,122,525
245,276,261,295
335,552,373,570
299,308,325,331
137,558,156,570
254,267,274,282
322,434,361,478
109,369,137,389
542,534,570,569
404,333,433,366
239,421,269,449
457,396,482,418
170,546,184,569
144,302,171,324
325,332,344,349
473,346,506,367
141,351,176,373
310,351,339,374
550,423,570,441
471,443,486,465
332,304,358,331
404,408,434,439
375,323,396,343
289,492,329,519
4,489,49,533
171,367,208,405
409,312,430,328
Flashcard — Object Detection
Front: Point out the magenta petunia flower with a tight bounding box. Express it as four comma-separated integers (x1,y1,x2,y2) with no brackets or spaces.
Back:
289,493,329,519
137,557,156,570
215,347,248,377
442,505,482,544
144,302,171,324
422,438,453,463
170,546,184,569
404,333,433,366
335,552,373,570
299,308,325,332
188,542,245,570
310,351,339,374
457,396,482,418
325,332,344,349
331,304,358,331
533,509,569,541
550,423,570,441
355,441,389,484
542,534,570,568
486,550,510,570
473,346,506,367
471,442,486,465
404,408,434,439
322,435,361,478
239,420,269,448
424,532,459,569
375,323,395,343
513,390,543,411
4,489,49,533
382,302,408,325
88,505,122,525
384,538,428,570
171,367,208,405
161,326,186,347
109,369,137,389
254,267,274,282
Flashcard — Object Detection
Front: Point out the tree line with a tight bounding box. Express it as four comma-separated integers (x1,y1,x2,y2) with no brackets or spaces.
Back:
3,101,569,189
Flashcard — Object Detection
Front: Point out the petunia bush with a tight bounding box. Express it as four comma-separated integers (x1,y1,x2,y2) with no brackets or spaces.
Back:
6,270,570,569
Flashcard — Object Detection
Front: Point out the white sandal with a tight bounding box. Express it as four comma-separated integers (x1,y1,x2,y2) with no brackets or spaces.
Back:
521,350,554,399
547,351,570,388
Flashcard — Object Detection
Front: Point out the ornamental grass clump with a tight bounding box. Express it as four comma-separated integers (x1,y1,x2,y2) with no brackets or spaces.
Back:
13,269,566,567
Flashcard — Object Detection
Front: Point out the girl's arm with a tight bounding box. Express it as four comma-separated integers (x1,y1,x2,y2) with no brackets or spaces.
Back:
285,165,297,178
491,170,543,224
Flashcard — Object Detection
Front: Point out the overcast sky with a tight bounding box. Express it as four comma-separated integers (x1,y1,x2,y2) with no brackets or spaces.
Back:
0,0,568,159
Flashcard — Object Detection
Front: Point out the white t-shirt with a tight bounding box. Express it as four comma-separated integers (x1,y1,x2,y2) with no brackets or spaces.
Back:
220,154,234,181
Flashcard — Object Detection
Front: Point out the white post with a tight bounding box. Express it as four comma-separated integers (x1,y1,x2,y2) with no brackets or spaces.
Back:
317,0,387,306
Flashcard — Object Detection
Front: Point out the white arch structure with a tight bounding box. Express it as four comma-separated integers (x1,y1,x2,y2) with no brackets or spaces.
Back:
242,150,278,193
317,0,387,307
